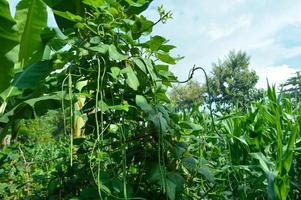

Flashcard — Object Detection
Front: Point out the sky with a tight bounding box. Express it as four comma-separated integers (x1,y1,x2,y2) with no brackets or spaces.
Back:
9,0,301,88
144,0,301,88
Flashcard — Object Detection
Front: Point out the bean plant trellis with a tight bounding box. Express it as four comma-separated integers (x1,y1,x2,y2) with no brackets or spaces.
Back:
0,0,201,199
0,0,300,199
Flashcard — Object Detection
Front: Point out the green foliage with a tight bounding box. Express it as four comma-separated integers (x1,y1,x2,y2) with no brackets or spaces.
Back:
15,0,48,67
208,50,260,111
280,71,301,102
0,1,300,200
170,80,205,111
0,0,19,92
1,0,186,199
180,85,301,199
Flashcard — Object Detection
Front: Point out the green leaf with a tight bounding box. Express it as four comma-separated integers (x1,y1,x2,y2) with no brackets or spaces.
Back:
155,64,169,72
89,44,109,54
0,0,20,92
82,0,105,8
125,0,146,7
267,171,277,200
89,36,101,44
13,60,52,89
15,0,48,66
135,95,153,114
0,60,52,101
52,10,82,22
143,35,166,51
44,0,83,30
250,152,271,174
132,15,153,39
0,92,62,122
167,172,185,192
180,121,202,132
133,57,147,74
274,175,290,200
156,53,176,64
122,67,139,90
142,58,158,81
110,67,120,79
160,45,176,52
98,100,109,112
149,164,161,182
282,151,293,174
166,179,176,200
126,0,153,15
198,167,215,183
110,103,130,112
108,44,128,61
24,93,62,107
181,157,197,171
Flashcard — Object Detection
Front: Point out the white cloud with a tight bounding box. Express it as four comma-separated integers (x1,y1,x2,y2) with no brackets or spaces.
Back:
145,0,301,87
256,65,297,89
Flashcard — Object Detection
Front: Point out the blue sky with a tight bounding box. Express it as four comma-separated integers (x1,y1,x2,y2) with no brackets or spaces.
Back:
144,0,301,88
10,0,301,88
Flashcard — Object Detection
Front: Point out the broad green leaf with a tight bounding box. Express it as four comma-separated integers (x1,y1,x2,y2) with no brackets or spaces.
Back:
122,67,139,90
15,0,47,66
149,164,161,182
110,67,120,79
52,10,82,22
0,60,52,103
0,87,21,102
135,95,153,114
132,15,153,39
133,57,147,74
0,93,62,122
89,36,101,44
0,103,17,123
13,60,52,89
143,58,158,81
24,93,62,107
166,172,185,192
0,0,20,92
126,0,153,15
143,35,166,51
89,44,128,61
156,53,176,64
166,179,176,200
82,0,105,8
44,0,83,30
181,157,197,171
89,44,109,54
125,0,146,7
110,103,130,112
160,45,176,52
155,92,170,103
155,64,169,72
108,45,128,61
180,121,202,132
98,100,109,112
197,167,215,183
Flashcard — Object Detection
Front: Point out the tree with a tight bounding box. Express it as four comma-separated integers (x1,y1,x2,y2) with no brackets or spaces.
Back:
208,50,259,111
280,71,301,102
170,80,205,111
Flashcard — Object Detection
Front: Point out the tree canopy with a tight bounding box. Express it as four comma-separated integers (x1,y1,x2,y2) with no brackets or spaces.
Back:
169,80,205,111
208,50,259,111
280,71,301,102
